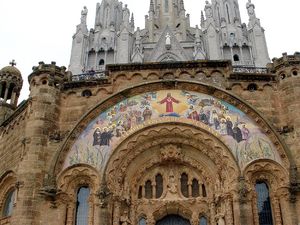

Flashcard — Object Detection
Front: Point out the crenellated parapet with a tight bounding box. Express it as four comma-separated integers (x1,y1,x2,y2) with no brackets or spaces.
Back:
269,52,300,80
28,61,72,87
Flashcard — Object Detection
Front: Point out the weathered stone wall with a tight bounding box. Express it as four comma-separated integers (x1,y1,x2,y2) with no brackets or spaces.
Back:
0,59,300,225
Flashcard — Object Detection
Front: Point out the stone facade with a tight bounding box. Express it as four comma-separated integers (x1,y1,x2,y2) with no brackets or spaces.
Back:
69,0,270,75
0,54,300,225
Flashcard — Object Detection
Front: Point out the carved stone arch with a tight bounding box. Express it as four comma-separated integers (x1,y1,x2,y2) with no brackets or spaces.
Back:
152,201,193,222
0,171,17,214
103,121,240,201
157,52,180,62
147,72,160,80
57,164,100,200
178,71,192,79
243,159,289,192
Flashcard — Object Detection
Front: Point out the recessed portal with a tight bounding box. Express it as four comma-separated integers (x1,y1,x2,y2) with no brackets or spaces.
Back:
156,215,191,225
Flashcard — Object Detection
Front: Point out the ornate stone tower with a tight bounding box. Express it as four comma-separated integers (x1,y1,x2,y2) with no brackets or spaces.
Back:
0,60,23,124
69,1,135,74
69,0,270,75
201,0,270,66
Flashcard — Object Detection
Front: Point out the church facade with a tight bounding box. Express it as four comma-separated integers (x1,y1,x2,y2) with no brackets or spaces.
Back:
0,1,300,225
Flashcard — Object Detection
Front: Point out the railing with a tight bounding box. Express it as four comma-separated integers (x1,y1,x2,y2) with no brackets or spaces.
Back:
233,66,268,74
71,70,108,81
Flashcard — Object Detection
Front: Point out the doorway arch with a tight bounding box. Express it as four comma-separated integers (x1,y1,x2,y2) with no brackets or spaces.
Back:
156,215,191,225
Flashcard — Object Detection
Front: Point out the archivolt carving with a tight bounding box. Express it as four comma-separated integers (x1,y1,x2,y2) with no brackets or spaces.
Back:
57,164,100,200
243,159,289,192
105,123,240,198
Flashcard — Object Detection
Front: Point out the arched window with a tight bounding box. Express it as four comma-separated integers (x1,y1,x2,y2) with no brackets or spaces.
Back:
202,184,207,197
99,59,105,65
145,180,153,199
139,217,147,225
138,186,143,199
255,182,273,225
192,179,200,197
199,216,208,225
2,189,15,217
233,54,240,62
180,173,189,198
0,82,7,99
75,187,90,225
155,174,163,198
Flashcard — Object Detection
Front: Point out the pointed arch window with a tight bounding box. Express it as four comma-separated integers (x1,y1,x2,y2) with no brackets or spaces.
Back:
145,180,153,199
180,173,189,198
202,184,207,197
75,186,90,225
155,174,163,198
2,189,15,217
192,179,200,197
255,182,274,225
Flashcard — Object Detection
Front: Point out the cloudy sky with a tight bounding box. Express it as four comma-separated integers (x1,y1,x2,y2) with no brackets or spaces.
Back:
0,0,299,101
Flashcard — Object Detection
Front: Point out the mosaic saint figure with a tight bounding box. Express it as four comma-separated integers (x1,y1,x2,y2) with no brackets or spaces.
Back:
241,124,250,140
100,127,114,146
158,93,180,113
233,123,243,143
93,128,102,146
143,107,152,121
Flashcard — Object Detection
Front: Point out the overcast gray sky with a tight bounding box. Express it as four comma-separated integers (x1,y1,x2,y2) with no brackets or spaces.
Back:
0,0,299,101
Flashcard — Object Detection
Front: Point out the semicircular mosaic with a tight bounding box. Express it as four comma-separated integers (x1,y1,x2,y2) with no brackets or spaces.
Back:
64,90,281,171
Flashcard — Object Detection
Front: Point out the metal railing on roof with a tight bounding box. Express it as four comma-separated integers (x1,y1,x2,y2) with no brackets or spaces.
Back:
233,66,268,74
71,70,108,81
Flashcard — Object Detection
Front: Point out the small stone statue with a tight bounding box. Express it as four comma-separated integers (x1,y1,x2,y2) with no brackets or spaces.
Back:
204,1,213,18
81,6,88,24
246,0,256,18
165,33,171,47
120,210,131,225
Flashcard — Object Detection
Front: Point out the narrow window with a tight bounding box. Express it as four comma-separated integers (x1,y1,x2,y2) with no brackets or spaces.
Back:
180,173,189,198
202,184,207,197
139,217,147,225
165,0,169,12
192,179,200,197
155,174,163,198
226,4,231,23
2,189,15,217
145,180,153,199
138,186,143,199
75,187,90,225
255,182,274,225
199,216,208,225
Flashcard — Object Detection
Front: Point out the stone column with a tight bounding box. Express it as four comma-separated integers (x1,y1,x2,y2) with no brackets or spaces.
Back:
225,198,234,225
88,196,95,225
278,190,293,225
232,193,241,225
210,202,216,225
251,193,259,225
272,196,282,225
3,86,9,102
113,201,121,225
66,203,75,225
